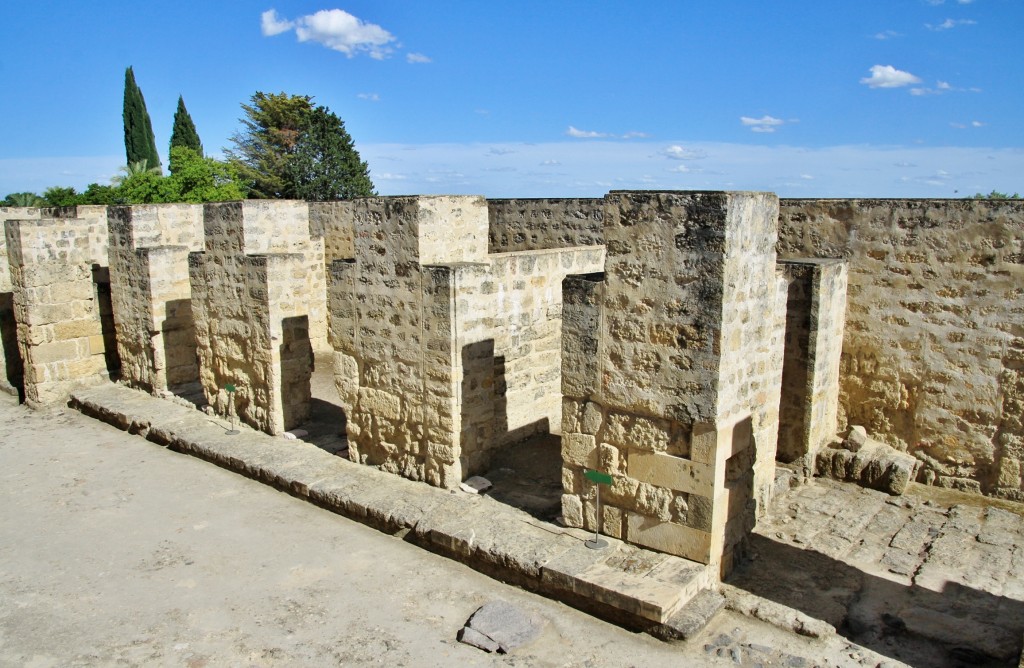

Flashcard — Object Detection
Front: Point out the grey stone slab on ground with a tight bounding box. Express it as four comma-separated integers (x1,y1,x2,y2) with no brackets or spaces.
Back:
458,600,545,653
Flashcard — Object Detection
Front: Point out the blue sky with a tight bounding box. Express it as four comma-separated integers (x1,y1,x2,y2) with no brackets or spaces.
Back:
1,1,1021,198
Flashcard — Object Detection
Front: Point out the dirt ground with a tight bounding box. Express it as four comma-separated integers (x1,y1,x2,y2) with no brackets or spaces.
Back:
0,392,906,668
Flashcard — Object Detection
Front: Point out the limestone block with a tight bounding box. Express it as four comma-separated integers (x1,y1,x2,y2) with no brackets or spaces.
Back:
626,512,712,563
562,433,597,469
629,451,715,497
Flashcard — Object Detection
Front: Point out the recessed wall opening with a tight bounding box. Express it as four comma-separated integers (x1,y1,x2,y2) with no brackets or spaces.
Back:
91,264,121,381
0,292,25,402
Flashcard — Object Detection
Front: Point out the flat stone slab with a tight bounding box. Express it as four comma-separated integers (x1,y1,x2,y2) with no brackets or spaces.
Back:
69,383,714,634
457,600,545,653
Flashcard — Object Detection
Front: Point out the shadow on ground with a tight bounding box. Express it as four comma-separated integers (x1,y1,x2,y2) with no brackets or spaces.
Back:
727,533,1024,668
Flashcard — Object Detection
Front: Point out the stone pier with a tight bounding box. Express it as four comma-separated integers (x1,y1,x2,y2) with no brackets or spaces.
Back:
560,191,786,577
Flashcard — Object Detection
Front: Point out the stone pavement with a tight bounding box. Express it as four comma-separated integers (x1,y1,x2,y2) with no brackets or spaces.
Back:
729,477,1024,666
68,383,715,638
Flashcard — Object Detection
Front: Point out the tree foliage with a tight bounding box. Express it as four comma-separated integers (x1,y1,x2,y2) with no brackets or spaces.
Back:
226,92,314,198
971,190,1021,199
226,92,375,200
42,186,80,207
165,147,245,203
2,192,45,207
122,67,162,174
170,95,203,159
286,105,375,200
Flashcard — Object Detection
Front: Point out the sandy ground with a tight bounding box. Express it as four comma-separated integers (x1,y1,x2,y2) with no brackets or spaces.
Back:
0,392,903,668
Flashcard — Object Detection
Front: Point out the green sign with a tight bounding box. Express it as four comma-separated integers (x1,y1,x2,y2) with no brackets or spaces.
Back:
585,469,612,485
225,383,236,393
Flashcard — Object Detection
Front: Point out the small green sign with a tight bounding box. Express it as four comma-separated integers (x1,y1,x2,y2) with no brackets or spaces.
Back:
225,383,236,393
585,469,612,486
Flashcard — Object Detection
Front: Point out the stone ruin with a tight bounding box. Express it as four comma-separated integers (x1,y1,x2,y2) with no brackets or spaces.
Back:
1,191,1023,581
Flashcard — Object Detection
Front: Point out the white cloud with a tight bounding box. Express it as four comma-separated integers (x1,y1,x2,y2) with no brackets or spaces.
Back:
926,18,977,31
407,53,432,64
262,9,397,59
860,65,922,89
357,92,380,102
740,115,785,133
661,145,706,160
874,30,902,40
540,160,561,166
566,126,609,138
261,9,294,36
972,121,985,127
622,131,650,139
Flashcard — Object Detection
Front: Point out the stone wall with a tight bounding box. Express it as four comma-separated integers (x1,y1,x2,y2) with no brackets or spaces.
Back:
331,196,605,488
4,209,112,405
777,259,848,469
107,204,203,395
0,207,41,397
560,191,784,576
488,198,604,252
778,198,1024,499
189,201,321,435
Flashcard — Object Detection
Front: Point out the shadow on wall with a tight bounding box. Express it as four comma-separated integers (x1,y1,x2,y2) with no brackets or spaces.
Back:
91,264,121,380
723,416,757,573
161,298,200,393
0,292,24,402
460,339,561,521
280,315,313,433
727,534,1024,667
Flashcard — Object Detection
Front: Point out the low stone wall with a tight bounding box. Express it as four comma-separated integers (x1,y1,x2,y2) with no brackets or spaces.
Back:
778,198,1024,499
488,198,604,253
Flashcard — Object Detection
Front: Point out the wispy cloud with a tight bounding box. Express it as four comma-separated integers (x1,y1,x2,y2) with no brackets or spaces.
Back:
926,18,977,31
407,53,432,64
873,30,902,40
261,8,397,59
622,131,650,139
357,92,381,102
566,126,609,138
740,115,786,133
661,145,707,160
911,80,979,95
950,120,986,129
860,65,922,89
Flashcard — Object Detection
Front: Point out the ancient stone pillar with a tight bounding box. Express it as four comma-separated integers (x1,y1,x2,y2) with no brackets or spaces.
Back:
107,204,203,395
189,201,321,435
560,191,786,577
4,214,111,405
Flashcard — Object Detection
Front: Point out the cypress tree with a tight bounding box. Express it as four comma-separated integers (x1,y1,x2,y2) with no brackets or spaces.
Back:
122,66,162,174
170,95,203,158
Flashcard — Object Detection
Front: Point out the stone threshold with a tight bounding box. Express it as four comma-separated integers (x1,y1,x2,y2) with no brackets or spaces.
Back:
68,383,718,639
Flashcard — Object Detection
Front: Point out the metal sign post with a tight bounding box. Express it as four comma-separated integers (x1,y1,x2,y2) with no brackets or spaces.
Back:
583,469,612,549
225,383,239,435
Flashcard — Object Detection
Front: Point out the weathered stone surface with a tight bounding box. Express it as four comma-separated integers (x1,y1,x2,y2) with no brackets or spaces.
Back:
458,600,545,653
816,435,920,495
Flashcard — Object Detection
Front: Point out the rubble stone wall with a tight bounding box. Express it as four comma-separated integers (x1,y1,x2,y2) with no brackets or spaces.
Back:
189,202,318,434
487,198,604,252
330,196,605,488
0,207,42,396
778,198,1024,499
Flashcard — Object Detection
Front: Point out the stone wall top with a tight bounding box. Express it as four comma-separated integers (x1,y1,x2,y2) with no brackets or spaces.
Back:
488,198,604,253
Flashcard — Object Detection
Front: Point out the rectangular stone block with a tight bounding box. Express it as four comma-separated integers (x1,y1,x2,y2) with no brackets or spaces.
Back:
629,451,714,497
626,512,712,564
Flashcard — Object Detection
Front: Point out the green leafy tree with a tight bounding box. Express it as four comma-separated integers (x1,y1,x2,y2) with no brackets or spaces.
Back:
971,190,1021,199
42,186,79,207
170,95,203,160
123,67,162,174
166,147,244,203
226,92,314,198
117,170,170,204
286,105,375,201
78,183,124,205
2,192,45,207
112,159,162,185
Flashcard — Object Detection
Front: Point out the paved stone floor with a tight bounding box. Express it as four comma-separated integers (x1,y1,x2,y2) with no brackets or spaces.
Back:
729,478,1024,667
2,395,906,668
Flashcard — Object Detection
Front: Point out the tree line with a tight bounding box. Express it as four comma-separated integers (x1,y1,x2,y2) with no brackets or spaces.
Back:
3,68,375,207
